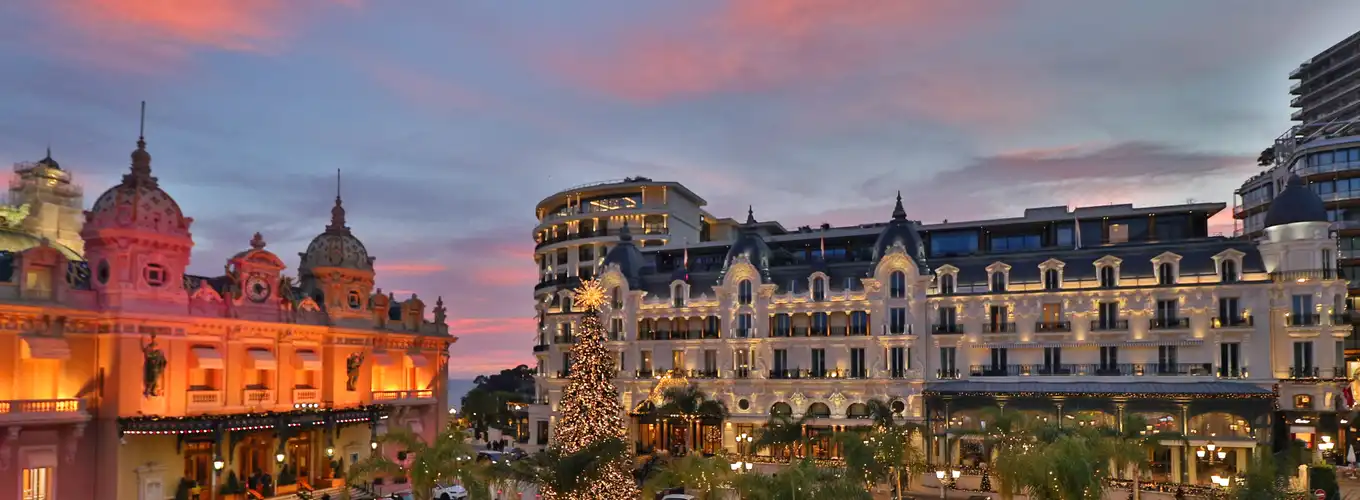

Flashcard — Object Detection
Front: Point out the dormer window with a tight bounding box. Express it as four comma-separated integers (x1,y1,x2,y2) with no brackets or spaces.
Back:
672,284,685,308
889,271,906,298
1157,262,1175,285
985,262,1011,293
811,277,826,302
1221,260,1238,283
562,295,573,313
738,280,753,305
991,273,1006,292
939,275,955,295
1099,266,1117,288
1043,269,1060,290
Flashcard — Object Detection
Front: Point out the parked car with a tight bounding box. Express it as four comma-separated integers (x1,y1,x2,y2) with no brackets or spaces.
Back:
432,483,468,500
476,451,504,464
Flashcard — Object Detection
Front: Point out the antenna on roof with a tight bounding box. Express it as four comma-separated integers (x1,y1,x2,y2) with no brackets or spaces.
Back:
336,168,341,199
139,101,146,140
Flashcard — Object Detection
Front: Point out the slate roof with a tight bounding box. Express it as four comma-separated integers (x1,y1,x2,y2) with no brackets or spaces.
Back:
925,380,1274,396
633,236,1261,300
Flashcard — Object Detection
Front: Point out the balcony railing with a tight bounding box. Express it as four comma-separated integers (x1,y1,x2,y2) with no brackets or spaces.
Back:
936,369,961,380
0,398,87,424
932,324,964,334
1213,316,1254,328
1270,269,1340,283
970,363,1214,377
1090,319,1129,331
1288,314,1321,327
1034,321,1071,333
637,330,721,341
1149,317,1190,330
536,227,668,249
292,388,320,404
684,369,720,379
186,390,224,410
372,389,436,403
243,389,274,406
982,322,1016,333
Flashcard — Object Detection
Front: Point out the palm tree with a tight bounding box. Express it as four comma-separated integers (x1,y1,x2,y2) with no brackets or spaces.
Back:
491,437,629,499
1099,414,1187,500
641,454,733,500
1229,449,1289,500
734,459,872,500
950,407,1035,500
754,411,814,462
344,420,488,500
839,399,923,498
655,384,728,454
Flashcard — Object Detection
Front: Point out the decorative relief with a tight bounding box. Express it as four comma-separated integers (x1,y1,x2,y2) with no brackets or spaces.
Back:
345,352,365,391
141,333,167,398
789,392,806,410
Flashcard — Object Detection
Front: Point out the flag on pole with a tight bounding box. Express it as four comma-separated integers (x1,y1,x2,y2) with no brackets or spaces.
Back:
1074,215,1082,250
820,234,826,261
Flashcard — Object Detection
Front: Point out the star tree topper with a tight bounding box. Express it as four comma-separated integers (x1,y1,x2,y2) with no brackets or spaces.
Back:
574,278,608,310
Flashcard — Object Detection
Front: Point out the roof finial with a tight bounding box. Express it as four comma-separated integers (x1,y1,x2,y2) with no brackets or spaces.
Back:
326,169,349,234
746,205,756,224
891,191,907,221
618,221,633,242
250,232,266,250
125,101,156,187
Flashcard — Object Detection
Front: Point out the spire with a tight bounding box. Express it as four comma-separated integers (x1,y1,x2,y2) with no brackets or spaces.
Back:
37,146,60,169
891,191,906,221
124,101,157,188
326,169,349,234
618,221,633,242
746,206,756,224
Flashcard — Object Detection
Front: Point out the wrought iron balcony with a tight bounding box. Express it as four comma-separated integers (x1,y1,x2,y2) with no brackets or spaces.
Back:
932,324,964,334
1034,321,1071,333
982,322,1016,333
1212,316,1253,328
1090,319,1129,331
1149,317,1190,330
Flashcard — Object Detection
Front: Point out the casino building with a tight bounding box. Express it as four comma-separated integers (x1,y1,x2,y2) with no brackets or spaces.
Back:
530,177,1348,486
0,129,453,499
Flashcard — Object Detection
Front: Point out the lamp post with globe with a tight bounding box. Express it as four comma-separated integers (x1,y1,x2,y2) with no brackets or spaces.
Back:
211,457,224,500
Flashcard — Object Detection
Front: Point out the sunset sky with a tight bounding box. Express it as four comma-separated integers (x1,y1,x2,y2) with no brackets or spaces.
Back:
1,0,1357,378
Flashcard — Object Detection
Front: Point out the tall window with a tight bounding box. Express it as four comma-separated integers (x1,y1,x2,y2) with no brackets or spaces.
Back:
1043,269,1060,290
936,307,957,333
989,348,1008,372
890,307,908,334
890,271,907,298
1158,346,1178,374
705,316,720,336
1220,260,1238,283
562,353,571,376
1218,297,1240,325
990,272,1006,292
1292,294,1314,325
703,350,717,374
1099,266,1116,288
1097,302,1119,329
773,349,788,373
1158,262,1175,285
672,350,684,371
610,318,623,340
889,347,906,377
22,467,50,500
812,312,828,335
939,347,957,378
1099,346,1118,373
1156,299,1178,323
1220,342,1241,377
672,285,685,307
735,349,751,378
812,277,826,302
738,280,753,305
773,314,790,336
640,351,652,373
811,349,826,377
737,313,753,338
939,274,955,295
850,311,869,335
850,348,866,378
1043,347,1062,373
1293,341,1314,375
989,305,1008,331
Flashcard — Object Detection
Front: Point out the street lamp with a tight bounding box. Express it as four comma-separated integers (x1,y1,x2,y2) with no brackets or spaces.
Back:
935,470,947,500
326,447,335,458
275,453,285,464
212,457,224,500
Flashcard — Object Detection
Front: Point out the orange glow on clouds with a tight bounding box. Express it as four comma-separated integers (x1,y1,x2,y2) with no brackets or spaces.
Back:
374,262,448,274
450,317,535,336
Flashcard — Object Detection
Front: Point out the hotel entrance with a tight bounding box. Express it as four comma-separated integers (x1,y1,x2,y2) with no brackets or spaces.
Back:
237,435,275,480
285,432,316,485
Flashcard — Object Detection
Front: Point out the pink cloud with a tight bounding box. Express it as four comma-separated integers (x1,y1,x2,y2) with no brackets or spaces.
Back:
38,0,357,71
450,317,536,336
547,1,999,102
374,262,449,274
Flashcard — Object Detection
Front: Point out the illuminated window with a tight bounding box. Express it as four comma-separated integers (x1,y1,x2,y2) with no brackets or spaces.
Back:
889,271,906,298
22,467,50,500
738,280,753,305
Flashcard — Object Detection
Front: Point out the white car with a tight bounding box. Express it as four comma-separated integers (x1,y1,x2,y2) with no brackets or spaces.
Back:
432,484,468,500
661,495,696,500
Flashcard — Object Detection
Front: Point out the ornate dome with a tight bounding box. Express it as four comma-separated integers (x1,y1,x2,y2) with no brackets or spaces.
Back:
1264,174,1329,228
299,195,373,272
871,192,928,274
601,222,646,288
83,138,191,238
719,207,771,282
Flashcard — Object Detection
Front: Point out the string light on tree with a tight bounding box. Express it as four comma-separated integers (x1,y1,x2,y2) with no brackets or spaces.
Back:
545,279,638,500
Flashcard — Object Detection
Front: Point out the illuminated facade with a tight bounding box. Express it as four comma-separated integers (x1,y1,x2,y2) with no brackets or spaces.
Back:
0,132,453,500
530,178,1348,486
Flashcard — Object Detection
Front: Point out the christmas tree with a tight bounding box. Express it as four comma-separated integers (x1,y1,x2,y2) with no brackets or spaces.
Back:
547,279,639,500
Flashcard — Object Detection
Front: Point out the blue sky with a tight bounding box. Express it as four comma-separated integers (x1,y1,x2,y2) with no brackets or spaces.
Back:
1,0,1356,376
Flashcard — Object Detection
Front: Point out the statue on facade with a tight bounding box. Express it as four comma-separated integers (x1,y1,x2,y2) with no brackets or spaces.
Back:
141,333,167,397
433,296,447,326
370,288,390,328
345,352,365,391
